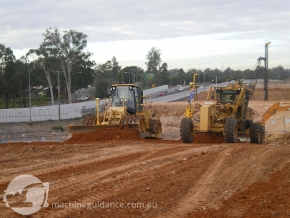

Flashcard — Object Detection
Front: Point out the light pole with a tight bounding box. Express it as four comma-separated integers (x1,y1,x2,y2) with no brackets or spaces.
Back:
125,72,130,83
265,42,271,101
57,71,60,129
27,64,32,122
125,71,135,83
52,71,61,132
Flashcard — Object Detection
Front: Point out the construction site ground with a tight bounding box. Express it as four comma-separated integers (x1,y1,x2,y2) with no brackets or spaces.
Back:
1,82,290,218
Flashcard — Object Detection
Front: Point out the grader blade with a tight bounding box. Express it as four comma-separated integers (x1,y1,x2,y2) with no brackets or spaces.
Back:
67,124,140,139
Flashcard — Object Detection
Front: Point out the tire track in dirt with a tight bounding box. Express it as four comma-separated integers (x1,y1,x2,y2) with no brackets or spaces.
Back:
158,144,290,218
0,143,254,217
211,144,290,205
31,145,228,218
199,145,277,209
3,142,289,218
72,146,229,218
0,143,157,186
0,150,148,195
157,146,234,218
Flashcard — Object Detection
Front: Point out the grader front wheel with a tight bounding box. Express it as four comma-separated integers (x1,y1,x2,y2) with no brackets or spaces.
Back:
224,117,238,143
180,118,194,143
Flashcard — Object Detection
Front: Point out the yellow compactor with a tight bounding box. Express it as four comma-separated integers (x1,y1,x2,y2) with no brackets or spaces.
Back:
68,84,163,139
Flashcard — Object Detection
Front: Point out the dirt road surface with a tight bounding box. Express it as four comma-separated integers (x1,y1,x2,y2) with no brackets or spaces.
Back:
1,84,290,218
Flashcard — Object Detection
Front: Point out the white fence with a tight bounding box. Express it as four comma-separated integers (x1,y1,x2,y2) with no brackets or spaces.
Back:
0,101,97,123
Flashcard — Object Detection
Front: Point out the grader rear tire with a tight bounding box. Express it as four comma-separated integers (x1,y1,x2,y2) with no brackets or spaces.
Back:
259,125,265,144
224,117,238,143
180,118,194,143
250,123,262,144
261,126,265,144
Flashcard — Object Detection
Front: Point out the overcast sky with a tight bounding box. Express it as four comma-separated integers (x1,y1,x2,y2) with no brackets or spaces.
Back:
1,0,289,71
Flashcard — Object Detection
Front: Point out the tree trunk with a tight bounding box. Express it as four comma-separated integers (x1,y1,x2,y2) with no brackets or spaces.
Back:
17,82,24,108
66,80,72,104
61,61,72,104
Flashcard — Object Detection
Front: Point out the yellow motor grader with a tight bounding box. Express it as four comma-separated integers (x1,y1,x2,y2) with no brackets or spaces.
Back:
180,80,262,143
68,84,163,139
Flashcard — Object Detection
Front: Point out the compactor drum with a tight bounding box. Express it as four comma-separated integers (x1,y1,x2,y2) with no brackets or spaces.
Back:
68,84,163,139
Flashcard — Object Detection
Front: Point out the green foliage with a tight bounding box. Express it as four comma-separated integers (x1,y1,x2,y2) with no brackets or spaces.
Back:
95,78,110,98
145,47,162,73
0,44,17,108
52,126,64,131
33,27,95,104
159,62,168,74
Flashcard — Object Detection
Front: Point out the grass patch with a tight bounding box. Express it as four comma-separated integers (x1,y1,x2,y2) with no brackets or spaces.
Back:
52,126,64,131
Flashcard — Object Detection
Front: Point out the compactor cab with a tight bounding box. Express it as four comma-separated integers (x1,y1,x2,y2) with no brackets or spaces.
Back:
110,84,143,115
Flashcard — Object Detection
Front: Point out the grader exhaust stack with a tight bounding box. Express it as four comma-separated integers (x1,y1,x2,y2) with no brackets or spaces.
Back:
68,84,163,140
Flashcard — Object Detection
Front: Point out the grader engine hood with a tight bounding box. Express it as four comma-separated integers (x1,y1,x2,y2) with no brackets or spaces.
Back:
200,104,214,131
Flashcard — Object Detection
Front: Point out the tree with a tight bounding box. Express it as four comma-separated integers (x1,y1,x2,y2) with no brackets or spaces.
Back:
145,47,162,73
159,62,168,74
111,56,121,79
12,69,26,107
0,44,16,108
38,28,95,104
95,78,109,98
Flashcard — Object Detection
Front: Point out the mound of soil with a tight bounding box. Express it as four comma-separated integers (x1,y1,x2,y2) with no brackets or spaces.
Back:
266,132,290,145
65,125,145,144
